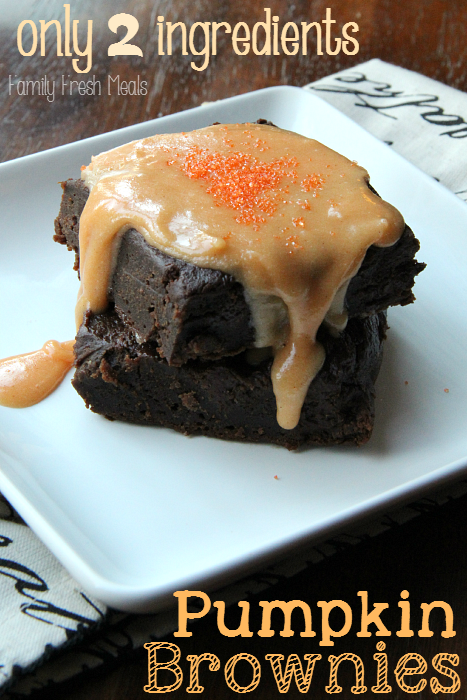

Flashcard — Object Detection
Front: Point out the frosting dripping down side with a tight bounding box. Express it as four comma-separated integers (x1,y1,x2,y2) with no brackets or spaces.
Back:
79,123,405,429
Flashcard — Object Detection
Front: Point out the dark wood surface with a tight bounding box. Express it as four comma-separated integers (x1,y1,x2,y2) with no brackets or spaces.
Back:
2,1,467,697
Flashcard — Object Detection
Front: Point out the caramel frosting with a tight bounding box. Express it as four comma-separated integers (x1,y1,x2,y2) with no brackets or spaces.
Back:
79,123,405,429
0,340,75,408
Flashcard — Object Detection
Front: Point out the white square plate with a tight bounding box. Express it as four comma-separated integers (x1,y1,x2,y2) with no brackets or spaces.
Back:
1,86,466,612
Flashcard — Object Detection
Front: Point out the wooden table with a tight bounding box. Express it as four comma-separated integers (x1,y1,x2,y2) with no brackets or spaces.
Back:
1,1,466,697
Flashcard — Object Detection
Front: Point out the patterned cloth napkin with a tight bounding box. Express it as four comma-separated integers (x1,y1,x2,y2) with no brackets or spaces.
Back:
1,58,467,698
306,58,467,201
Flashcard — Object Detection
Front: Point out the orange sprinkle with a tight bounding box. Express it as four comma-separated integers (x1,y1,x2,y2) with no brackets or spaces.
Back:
292,217,305,228
274,475,279,480
285,235,304,252
444,388,449,393
180,147,298,227
253,138,270,151
298,199,311,210
222,231,233,240
301,173,325,192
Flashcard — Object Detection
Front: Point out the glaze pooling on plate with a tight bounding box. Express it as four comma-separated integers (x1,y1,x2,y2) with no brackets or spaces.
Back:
0,340,75,408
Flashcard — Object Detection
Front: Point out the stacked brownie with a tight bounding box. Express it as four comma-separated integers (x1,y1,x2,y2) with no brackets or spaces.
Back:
55,177,425,449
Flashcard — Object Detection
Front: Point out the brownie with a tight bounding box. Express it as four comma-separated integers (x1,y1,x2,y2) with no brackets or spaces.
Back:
56,124,426,448
54,179,425,365
72,309,388,450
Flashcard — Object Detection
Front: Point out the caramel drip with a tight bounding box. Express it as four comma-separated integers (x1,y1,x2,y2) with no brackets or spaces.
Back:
79,124,405,429
0,340,75,408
